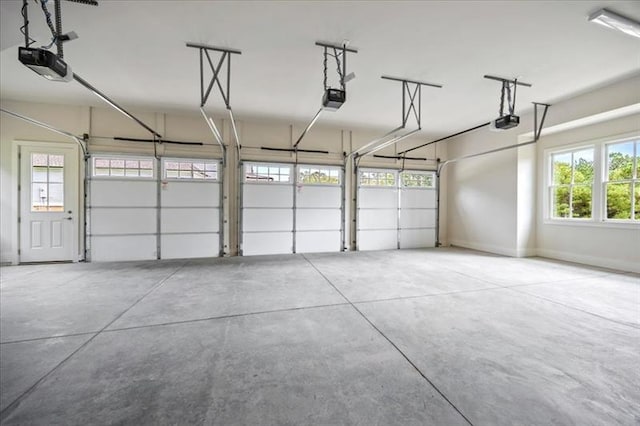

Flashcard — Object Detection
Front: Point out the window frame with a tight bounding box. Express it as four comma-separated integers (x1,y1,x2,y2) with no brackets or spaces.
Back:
91,154,156,180
30,153,65,212
358,168,398,188
547,145,595,221
243,162,293,184
603,138,639,222
400,170,436,189
544,132,639,228
162,157,220,182
296,164,342,186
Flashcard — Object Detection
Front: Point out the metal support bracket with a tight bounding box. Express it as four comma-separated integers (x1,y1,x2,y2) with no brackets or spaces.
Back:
382,75,441,128
349,76,441,159
187,42,242,154
533,102,551,141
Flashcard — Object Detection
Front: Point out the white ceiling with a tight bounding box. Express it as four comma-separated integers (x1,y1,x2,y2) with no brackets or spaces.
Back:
1,0,639,136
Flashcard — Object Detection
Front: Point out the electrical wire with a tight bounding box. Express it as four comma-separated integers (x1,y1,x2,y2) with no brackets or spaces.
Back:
39,0,57,49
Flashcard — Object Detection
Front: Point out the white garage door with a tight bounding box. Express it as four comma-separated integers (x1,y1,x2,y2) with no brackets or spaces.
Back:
399,171,437,248
241,163,294,256
240,162,343,256
357,168,436,251
88,155,222,262
160,158,221,259
357,169,399,251
295,165,343,253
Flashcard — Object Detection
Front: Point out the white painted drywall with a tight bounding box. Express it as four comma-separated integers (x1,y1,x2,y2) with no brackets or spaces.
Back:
536,113,640,273
446,73,640,271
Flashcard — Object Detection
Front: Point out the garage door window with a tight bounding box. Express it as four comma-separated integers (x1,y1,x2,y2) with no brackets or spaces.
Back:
359,170,395,187
164,159,218,180
93,156,154,178
401,171,435,188
298,166,340,185
244,164,292,183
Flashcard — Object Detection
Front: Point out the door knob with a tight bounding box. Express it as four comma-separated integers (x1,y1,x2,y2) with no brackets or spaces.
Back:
63,217,73,220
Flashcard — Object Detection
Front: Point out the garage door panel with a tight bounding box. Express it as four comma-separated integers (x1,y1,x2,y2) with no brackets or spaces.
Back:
242,232,293,255
162,182,220,208
243,209,293,232
358,209,397,230
91,235,156,261
359,188,398,209
296,186,341,208
358,230,397,251
90,180,156,207
296,231,341,253
161,234,219,259
161,208,219,233
401,189,436,209
400,229,436,249
296,209,341,231
399,209,436,229
243,185,293,208
90,208,156,235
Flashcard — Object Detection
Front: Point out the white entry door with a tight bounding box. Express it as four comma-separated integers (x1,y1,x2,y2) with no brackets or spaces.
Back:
19,143,78,263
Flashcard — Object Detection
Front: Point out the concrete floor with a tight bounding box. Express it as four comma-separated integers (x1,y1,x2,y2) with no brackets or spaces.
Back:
0,248,638,425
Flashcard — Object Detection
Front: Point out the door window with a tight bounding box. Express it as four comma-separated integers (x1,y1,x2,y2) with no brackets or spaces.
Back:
31,153,64,212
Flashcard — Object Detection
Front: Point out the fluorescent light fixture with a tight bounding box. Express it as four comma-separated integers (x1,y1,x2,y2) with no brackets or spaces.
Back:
588,8,640,39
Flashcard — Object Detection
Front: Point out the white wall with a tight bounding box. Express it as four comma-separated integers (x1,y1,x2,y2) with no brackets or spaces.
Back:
0,100,444,264
0,102,89,265
536,114,640,273
446,73,640,271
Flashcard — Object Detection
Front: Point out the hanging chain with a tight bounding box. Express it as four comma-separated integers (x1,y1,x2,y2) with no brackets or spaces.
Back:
322,44,351,91
333,47,344,88
323,46,328,91
499,82,506,117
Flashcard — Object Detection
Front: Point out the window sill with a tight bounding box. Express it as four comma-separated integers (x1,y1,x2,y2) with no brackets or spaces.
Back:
543,219,640,229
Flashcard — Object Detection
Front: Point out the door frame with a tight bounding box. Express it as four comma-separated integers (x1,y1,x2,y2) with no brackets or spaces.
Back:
13,140,82,264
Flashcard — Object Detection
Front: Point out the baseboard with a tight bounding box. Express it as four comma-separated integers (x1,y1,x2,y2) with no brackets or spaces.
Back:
448,239,519,257
515,247,537,258
536,248,639,274
0,255,16,266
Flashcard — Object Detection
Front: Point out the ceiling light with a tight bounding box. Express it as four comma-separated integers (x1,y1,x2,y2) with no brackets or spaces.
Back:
588,8,640,39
